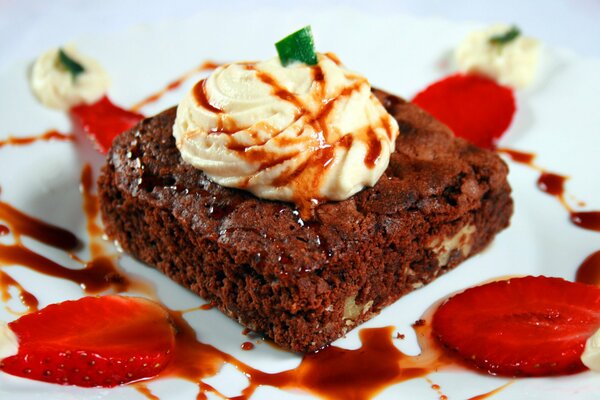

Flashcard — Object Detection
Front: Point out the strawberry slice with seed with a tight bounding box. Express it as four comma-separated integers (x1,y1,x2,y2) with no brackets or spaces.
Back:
0,295,175,387
412,73,515,149
70,96,144,153
432,276,600,376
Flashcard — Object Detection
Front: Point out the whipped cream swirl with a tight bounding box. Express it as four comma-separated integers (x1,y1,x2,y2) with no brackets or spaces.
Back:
173,54,398,207
455,24,540,88
30,46,110,110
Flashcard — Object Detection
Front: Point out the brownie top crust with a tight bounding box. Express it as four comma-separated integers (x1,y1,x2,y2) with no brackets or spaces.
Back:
105,89,510,289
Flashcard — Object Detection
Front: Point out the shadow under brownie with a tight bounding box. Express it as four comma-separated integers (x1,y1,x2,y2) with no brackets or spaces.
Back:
98,89,513,353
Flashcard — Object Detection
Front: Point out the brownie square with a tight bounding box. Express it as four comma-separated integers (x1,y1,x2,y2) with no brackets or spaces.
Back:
98,89,512,352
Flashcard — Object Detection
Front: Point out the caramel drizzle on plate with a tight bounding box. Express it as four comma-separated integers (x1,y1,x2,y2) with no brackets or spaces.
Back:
0,59,563,400
0,130,73,148
0,269,38,314
0,165,153,312
130,61,220,112
135,312,458,400
498,148,600,232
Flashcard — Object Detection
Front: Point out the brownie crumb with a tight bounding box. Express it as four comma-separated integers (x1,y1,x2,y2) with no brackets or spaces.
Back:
98,88,513,353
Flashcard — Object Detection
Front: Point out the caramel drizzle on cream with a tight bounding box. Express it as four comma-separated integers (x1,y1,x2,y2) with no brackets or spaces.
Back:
193,79,222,114
191,61,395,217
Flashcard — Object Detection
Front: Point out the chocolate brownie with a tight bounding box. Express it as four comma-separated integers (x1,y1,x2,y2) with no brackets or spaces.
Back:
98,89,513,352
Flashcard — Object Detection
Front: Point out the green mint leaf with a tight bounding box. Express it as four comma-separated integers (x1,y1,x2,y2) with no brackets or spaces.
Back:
489,26,521,47
58,48,85,80
275,26,318,66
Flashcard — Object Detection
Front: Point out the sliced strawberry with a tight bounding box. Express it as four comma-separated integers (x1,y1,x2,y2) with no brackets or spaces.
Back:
432,276,600,376
0,295,175,387
412,73,516,149
70,96,144,153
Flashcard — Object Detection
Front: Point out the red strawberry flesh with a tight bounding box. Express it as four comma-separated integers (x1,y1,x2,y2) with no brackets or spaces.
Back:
70,96,144,154
0,295,175,387
412,73,516,149
432,276,600,376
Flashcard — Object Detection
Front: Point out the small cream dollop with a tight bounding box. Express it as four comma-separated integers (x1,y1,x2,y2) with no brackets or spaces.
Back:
455,24,540,88
0,322,18,359
581,328,600,372
30,46,110,110
173,53,399,207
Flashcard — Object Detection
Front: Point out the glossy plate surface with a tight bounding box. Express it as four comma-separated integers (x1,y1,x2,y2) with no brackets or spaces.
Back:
1,9,600,400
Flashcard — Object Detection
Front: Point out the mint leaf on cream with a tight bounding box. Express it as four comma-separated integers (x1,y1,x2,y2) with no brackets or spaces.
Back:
58,48,85,80
489,26,521,47
275,26,318,66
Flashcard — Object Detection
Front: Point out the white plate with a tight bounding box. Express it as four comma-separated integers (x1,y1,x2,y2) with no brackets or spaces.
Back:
1,9,600,400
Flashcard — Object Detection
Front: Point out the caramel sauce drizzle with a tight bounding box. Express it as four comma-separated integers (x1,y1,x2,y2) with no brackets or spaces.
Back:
467,381,514,400
0,270,38,314
0,165,153,304
80,164,114,256
193,79,223,114
131,61,220,112
364,126,383,168
0,179,75,314
0,130,73,148
0,241,127,293
190,62,392,218
240,341,255,351
135,385,160,400
0,59,547,400
79,165,154,295
254,69,306,110
324,52,342,66
575,250,600,286
138,312,458,400
425,377,448,400
498,148,600,232
0,200,78,250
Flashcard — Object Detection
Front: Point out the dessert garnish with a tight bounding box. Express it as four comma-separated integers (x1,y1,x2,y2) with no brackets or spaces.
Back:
173,27,399,214
495,149,600,233
29,45,144,153
577,250,600,286
0,322,18,359
0,130,73,148
455,23,540,88
489,25,521,47
9,21,598,398
0,295,176,387
582,327,600,372
275,25,318,66
412,73,515,149
31,45,110,110
70,96,144,153
57,48,85,80
432,276,600,376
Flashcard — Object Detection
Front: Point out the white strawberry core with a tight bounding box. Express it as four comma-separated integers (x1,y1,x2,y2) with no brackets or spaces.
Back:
582,328,600,372
0,322,18,359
